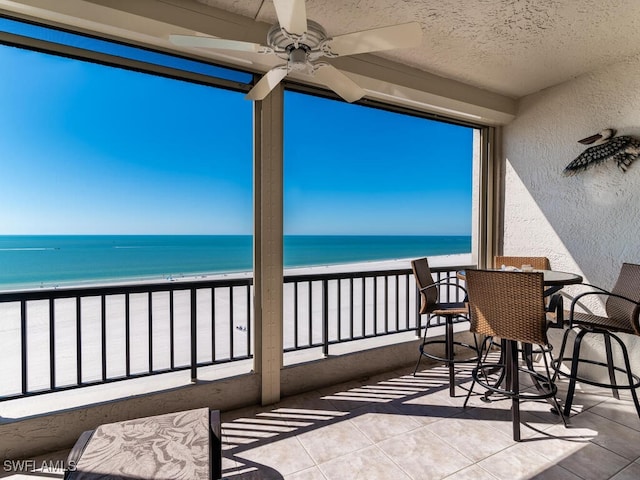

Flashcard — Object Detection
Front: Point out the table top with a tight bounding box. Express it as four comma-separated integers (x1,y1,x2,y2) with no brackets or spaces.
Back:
535,269,583,286
457,268,583,287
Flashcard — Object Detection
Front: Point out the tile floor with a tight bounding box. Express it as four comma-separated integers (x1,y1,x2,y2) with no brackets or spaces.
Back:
3,359,639,480
219,361,640,480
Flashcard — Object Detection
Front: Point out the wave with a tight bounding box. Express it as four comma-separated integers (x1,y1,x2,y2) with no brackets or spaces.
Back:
0,247,57,251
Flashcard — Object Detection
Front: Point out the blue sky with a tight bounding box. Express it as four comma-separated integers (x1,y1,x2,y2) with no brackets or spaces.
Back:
0,25,473,236
285,94,473,234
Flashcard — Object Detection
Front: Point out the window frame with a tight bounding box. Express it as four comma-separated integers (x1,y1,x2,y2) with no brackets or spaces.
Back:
0,13,254,95
0,13,492,264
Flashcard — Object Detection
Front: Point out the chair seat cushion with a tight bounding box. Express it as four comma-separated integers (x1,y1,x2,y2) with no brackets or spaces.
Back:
429,302,468,316
572,311,635,334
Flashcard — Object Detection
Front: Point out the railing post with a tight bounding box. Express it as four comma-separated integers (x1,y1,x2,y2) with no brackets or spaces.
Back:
294,282,299,350
20,300,27,395
49,297,55,390
148,292,153,373
308,281,313,347
101,295,107,381
170,291,175,369
76,297,82,386
405,274,410,330
125,293,131,378
190,288,197,383
229,287,235,359
322,279,329,357
415,282,421,337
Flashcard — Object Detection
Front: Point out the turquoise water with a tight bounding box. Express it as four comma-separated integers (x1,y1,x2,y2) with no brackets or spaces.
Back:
0,235,471,289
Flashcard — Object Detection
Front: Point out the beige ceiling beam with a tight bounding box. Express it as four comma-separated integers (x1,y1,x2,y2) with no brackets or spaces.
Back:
0,0,516,124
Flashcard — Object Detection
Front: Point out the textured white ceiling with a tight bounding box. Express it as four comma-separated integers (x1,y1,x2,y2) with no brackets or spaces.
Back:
196,0,640,98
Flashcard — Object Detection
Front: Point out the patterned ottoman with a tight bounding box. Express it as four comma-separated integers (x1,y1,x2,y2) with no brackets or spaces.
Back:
65,408,221,479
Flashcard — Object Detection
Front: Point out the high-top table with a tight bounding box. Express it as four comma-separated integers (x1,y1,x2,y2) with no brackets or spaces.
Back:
457,268,582,293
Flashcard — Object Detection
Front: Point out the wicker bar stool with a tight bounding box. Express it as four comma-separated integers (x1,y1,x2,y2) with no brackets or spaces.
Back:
411,257,478,397
462,269,565,441
553,262,640,418
494,255,564,324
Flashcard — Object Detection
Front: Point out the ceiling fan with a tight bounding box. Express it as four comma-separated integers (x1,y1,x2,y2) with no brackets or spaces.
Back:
169,0,422,103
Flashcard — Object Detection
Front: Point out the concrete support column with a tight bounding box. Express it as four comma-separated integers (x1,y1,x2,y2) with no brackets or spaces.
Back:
253,86,284,406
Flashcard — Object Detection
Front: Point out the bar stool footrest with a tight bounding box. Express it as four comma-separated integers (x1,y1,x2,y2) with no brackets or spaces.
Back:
419,339,479,364
473,363,559,401
552,357,640,390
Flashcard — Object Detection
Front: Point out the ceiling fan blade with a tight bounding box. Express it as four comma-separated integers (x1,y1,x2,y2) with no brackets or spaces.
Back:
246,67,289,101
273,0,307,36
312,63,365,103
327,22,422,56
169,35,268,53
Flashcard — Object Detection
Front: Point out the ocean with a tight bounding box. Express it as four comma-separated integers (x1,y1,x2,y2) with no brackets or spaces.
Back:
0,235,471,289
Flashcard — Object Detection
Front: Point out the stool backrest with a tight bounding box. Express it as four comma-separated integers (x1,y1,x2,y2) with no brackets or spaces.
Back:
411,257,437,314
465,269,548,345
494,256,551,270
606,262,640,335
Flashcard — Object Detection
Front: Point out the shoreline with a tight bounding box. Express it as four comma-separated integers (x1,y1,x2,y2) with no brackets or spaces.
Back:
0,253,473,292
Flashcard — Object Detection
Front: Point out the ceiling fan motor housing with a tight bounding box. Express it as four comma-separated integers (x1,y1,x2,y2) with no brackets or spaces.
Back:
267,19,329,55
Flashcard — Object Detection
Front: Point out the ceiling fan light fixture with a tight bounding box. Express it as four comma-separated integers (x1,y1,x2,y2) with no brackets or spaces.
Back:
288,47,310,71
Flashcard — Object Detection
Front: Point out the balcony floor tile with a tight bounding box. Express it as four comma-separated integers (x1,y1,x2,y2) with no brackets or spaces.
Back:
220,364,640,480
4,361,639,480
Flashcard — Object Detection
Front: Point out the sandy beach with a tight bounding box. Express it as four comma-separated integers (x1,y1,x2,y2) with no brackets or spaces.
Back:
0,253,472,398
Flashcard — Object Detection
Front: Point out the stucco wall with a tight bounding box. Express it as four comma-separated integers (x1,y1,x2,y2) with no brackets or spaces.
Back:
502,54,640,380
